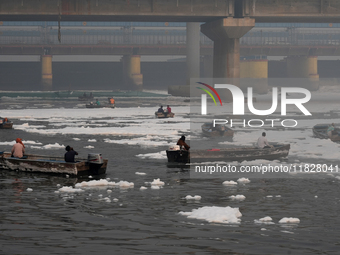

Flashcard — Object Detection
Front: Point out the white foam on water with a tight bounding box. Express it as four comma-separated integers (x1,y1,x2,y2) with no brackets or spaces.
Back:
135,151,167,159
229,195,246,201
135,172,147,175
237,178,250,183
279,217,300,224
39,143,65,149
26,188,33,192
6,107,190,138
151,185,160,190
254,216,274,224
222,180,238,186
104,137,172,147
151,178,165,186
179,206,242,224
15,123,46,129
140,186,147,190
185,195,201,200
75,179,134,189
84,145,94,149
57,186,84,193
116,181,135,188
281,230,295,234
88,139,97,142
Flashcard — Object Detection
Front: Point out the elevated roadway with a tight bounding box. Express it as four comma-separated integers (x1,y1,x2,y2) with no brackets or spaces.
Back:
1,0,340,23
1,26,339,56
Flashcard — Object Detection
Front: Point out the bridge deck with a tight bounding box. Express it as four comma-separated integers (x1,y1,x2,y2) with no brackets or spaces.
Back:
1,0,340,22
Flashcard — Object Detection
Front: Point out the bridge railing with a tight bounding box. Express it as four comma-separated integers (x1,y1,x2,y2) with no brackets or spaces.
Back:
1,28,340,46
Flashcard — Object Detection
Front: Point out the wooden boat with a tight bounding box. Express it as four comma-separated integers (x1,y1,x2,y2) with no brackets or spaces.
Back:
166,144,290,163
201,122,234,137
0,118,13,129
312,124,340,142
155,112,175,118
0,152,108,176
86,103,115,109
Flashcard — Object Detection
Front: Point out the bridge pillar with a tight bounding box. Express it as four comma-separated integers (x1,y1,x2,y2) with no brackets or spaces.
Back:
121,55,143,91
201,17,255,100
41,55,52,91
286,56,319,90
186,22,200,84
201,18,255,79
240,57,268,94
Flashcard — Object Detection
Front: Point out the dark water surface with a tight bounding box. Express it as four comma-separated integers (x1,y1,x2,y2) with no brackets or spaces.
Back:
0,96,340,255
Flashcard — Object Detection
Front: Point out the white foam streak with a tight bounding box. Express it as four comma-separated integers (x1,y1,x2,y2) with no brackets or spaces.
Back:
179,206,242,224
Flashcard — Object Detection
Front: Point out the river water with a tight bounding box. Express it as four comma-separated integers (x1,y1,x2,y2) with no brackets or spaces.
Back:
0,91,340,255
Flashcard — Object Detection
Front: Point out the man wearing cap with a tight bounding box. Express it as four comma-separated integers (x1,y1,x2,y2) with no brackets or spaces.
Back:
11,138,25,158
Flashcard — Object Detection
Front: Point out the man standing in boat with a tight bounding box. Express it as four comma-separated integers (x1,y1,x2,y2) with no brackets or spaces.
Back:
257,132,273,149
64,145,78,162
177,135,190,151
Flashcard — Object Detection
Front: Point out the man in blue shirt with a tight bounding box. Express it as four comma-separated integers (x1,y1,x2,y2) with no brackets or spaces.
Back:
158,106,164,113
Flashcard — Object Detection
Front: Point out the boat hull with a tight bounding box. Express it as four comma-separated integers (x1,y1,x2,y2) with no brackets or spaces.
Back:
0,122,13,129
155,112,174,118
166,144,290,163
0,152,108,176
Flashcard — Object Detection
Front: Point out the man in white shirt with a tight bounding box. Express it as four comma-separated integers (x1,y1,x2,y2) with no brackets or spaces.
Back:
257,132,273,149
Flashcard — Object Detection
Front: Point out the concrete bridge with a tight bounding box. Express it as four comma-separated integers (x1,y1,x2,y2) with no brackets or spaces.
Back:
1,0,340,94
1,0,340,23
